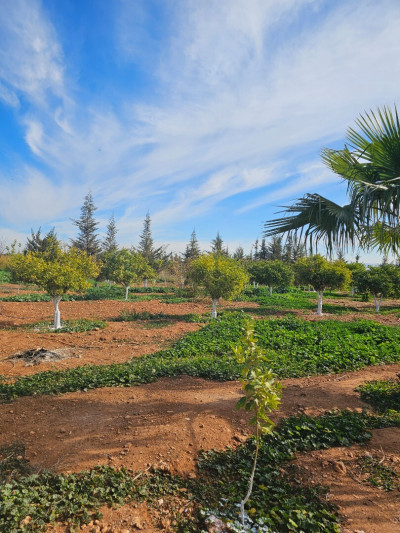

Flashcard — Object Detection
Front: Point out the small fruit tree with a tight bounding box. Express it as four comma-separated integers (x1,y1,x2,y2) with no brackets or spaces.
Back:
106,249,155,299
189,254,248,318
247,260,293,295
356,264,400,312
10,248,100,329
234,320,282,527
294,255,351,315
347,262,366,296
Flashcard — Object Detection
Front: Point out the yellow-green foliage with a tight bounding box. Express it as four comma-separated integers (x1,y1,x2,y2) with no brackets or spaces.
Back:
9,248,100,297
189,253,249,301
294,254,351,292
106,249,155,287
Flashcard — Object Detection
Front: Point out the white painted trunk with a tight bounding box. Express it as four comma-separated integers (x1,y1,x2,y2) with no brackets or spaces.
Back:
108,280,112,288
269,286,273,296
125,286,129,300
316,291,323,315
374,295,382,312
350,286,354,297
144,278,148,288
211,299,218,319
52,296,62,330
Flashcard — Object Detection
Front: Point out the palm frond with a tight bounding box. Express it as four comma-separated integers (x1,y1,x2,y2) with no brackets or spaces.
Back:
264,193,361,254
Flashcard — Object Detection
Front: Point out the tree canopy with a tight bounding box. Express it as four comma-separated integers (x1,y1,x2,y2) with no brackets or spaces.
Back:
189,254,248,317
10,248,99,329
294,255,350,315
106,249,155,299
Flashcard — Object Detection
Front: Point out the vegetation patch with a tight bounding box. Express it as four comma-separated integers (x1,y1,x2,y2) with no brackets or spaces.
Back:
354,455,400,492
26,318,107,334
1,314,400,401
357,379,400,412
1,411,399,532
116,309,207,323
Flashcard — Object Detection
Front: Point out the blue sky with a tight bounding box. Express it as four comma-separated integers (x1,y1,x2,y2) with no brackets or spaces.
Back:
0,0,399,259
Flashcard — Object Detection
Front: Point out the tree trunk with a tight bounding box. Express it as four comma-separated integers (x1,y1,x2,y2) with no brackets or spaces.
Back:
211,299,218,319
125,285,129,300
269,286,273,296
374,295,382,312
350,286,354,296
316,291,323,315
52,296,62,330
144,278,148,288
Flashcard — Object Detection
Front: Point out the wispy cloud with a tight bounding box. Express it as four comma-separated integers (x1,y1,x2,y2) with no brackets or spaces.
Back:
0,0,399,248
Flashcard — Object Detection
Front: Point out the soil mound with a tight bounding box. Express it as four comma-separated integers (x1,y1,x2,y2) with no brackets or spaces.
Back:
9,347,77,366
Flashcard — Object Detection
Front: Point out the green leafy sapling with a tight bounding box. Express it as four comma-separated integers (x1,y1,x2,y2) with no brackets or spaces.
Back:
233,320,282,528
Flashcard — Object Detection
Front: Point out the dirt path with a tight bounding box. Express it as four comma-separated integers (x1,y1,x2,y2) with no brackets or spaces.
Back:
1,364,400,532
0,299,258,378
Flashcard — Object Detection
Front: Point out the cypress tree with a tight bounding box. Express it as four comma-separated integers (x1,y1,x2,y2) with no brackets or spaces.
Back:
184,229,201,262
102,214,118,254
71,192,101,256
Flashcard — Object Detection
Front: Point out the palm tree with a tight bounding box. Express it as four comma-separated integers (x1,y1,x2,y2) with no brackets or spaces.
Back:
264,106,400,254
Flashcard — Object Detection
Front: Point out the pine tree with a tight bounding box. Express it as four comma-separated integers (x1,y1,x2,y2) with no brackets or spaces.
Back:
267,236,283,261
25,227,59,256
211,232,228,255
259,238,268,260
253,239,259,260
137,212,169,281
102,214,118,254
233,246,244,260
138,212,154,260
71,192,101,256
184,229,200,262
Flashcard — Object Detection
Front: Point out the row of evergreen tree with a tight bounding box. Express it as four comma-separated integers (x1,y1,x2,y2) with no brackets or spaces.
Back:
23,192,313,264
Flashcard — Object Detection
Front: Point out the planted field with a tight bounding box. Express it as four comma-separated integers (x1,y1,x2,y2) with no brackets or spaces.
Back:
0,285,400,532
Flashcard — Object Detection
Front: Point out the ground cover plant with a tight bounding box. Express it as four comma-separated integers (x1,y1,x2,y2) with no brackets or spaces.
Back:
357,378,400,412
355,455,400,492
25,318,107,334
1,313,400,401
116,309,207,323
1,410,399,532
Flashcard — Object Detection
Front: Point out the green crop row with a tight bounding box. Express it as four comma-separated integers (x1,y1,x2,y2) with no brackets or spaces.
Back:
1,410,398,532
1,313,400,401
357,379,400,412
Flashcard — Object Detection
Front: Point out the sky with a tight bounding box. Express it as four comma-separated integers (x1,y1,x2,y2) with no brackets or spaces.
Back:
0,0,399,260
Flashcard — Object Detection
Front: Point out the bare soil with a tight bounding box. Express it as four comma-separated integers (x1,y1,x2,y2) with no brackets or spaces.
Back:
0,296,399,532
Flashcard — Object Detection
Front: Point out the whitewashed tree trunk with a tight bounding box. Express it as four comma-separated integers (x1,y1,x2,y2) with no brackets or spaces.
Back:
350,286,354,296
211,299,218,319
144,278,148,288
316,291,323,315
52,296,62,330
269,286,273,296
125,285,129,300
374,295,383,312
108,280,112,288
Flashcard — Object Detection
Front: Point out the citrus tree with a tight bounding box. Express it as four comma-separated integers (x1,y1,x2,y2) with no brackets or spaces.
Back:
247,260,293,295
189,254,248,317
346,262,366,296
294,255,351,315
356,264,400,312
10,248,100,329
106,249,155,299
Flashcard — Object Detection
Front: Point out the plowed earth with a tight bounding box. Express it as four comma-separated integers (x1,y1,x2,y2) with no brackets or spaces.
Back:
0,295,399,532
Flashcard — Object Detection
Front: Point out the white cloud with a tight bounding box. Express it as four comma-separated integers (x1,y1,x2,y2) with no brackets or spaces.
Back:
0,0,65,105
1,0,400,251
